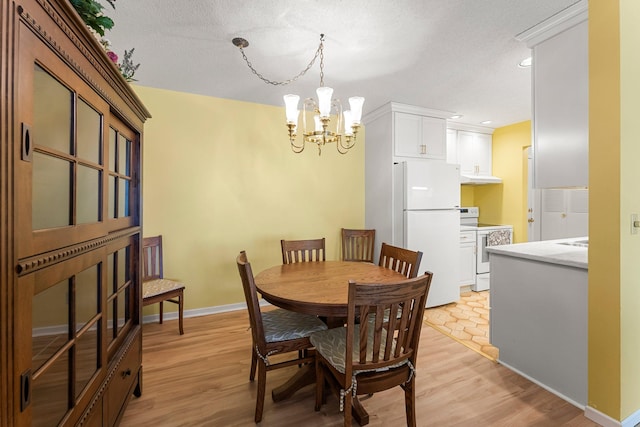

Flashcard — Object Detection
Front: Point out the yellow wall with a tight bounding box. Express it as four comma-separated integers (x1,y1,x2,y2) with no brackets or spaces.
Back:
460,186,474,207
134,85,365,312
619,0,640,418
465,121,531,243
589,0,640,420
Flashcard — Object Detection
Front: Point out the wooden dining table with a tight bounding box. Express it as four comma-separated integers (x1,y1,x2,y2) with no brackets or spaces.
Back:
254,260,407,425
255,260,407,318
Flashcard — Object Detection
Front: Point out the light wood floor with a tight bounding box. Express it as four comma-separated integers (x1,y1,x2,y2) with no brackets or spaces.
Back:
120,310,599,427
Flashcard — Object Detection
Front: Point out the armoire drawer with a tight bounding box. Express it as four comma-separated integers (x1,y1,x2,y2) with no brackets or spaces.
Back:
106,334,141,426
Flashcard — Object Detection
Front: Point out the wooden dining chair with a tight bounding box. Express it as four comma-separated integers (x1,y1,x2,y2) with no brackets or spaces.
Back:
310,272,433,427
378,243,423,279
281,238,326,264
341,228,376,263
141,236,185,335
236,251,328,423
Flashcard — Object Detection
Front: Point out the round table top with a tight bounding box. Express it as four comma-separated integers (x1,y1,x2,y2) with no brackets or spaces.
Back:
254,260,406,317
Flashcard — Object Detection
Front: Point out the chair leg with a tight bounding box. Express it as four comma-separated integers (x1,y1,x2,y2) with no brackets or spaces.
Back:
255,361,267,423
249,348,257,381
159,301,164,324
343,388,353,427
314,358,323,411
178,292,184,335
403,379,417,427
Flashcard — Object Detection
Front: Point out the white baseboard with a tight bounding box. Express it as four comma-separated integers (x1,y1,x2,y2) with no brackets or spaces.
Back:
584,406,620,427
33,301,269,336
622,408,640,426
142,300,270,324
496,358,585,410
585,406,640,427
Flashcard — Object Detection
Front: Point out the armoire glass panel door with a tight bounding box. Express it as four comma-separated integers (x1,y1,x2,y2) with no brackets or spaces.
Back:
30,262,102,426
31,64,104,230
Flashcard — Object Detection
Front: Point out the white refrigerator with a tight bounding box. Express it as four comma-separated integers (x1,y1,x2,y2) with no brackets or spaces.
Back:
393,161,461,307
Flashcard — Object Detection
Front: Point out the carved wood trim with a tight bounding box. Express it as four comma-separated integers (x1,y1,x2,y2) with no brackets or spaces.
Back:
17,0,150,125
1,0,16,424
16,228,140,276
76,327,141,426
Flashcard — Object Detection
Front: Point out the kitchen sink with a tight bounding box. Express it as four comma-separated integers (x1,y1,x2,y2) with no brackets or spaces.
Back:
558,239,588,248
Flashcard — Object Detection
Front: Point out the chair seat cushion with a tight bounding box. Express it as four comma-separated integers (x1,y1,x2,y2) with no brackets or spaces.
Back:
262,309,327,343
310,326,407,375
143,279,185,299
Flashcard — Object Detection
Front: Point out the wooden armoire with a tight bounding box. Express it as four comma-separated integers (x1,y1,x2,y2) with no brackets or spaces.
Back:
0,0,151,425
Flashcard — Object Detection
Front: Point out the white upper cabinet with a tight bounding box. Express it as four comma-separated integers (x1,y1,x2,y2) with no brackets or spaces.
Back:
446,125,498,184
394,112,446,159
363,102,454,248
457,131,492,176
446,129,458,165
517,1,588,188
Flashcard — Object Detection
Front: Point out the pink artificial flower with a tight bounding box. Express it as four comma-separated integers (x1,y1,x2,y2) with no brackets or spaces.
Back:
107,51,118,63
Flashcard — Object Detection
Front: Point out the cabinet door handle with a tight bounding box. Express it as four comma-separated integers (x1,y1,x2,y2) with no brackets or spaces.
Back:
420,144,427,155
20,370,31,411
21,123,33,162
121,368,132,378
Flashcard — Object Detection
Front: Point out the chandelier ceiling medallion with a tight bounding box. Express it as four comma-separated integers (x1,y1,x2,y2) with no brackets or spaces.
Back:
232,34,364,155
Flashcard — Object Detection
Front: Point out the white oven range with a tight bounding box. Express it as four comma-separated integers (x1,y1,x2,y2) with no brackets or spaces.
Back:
460,207,513,291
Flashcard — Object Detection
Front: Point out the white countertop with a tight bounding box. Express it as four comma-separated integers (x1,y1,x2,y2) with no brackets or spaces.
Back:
486,237,588,270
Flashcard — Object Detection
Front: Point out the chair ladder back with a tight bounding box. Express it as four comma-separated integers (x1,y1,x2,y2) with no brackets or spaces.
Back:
378,243,423,278
347,274,433,373
142,236,164,281
281,238,326,264
342,228,376,263
236,251,266,349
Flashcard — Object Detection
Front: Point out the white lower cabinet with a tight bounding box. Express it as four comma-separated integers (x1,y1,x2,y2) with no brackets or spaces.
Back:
459,231,476,286
540,189,588,240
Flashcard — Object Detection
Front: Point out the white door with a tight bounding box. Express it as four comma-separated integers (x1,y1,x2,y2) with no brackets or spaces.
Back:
405,210,460,307
527,147,541,241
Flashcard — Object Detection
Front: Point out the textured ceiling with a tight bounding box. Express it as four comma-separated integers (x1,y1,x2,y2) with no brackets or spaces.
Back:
105,0,581,128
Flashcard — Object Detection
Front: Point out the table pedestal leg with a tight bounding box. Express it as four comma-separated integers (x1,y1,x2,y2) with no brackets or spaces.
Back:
271,365,315,402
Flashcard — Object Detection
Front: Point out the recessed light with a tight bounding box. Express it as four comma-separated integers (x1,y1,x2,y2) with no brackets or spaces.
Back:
518,57,532,68
480,120,492,125
450,115,462,119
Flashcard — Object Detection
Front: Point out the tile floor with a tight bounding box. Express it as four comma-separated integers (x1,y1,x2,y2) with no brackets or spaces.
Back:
424,290,499,361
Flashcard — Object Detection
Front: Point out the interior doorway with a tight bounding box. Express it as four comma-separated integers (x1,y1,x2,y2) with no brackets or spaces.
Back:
527,147,541,241
527,147,589,241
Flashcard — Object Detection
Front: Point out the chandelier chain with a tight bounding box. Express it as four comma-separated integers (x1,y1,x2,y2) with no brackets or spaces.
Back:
237,34,325,86
319,36,324,87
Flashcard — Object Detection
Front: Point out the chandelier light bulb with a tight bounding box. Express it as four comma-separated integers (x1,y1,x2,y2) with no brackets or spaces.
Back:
348,97,365,124
343,110,353,136
283,94,300,124
316,87,334,118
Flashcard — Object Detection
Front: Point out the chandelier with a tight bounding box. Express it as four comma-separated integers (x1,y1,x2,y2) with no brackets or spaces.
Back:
232,34,364,155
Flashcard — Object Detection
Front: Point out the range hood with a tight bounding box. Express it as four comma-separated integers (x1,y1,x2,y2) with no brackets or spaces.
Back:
460,173,503,185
